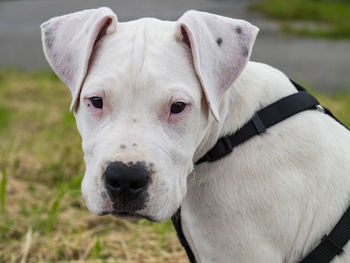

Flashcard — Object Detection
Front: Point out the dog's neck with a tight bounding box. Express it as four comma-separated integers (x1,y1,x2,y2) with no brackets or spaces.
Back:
184,61,300,262
194,61,297,162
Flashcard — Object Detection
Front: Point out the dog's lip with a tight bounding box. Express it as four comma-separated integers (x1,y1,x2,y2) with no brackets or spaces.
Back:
110,210,143,219
113,211,140,217
107,210,156,222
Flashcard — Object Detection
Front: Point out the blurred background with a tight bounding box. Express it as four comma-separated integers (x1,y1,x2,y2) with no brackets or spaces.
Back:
1,0,350,90
0,0,349,262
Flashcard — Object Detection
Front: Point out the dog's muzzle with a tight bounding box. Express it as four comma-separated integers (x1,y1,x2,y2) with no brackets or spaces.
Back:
104,161,150,215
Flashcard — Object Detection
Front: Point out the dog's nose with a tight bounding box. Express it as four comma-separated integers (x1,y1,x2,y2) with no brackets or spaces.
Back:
104,161,150,203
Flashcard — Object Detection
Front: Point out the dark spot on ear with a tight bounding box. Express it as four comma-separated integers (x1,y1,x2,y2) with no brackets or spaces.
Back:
101,191,107,200
120,144,126,150
44,27,55,49
216,37,223,46
132,143,137,147
242,46,249,57
87,104,91,107
236,26,242,34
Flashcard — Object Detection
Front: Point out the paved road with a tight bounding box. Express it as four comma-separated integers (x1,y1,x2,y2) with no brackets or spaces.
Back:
0,0,350,92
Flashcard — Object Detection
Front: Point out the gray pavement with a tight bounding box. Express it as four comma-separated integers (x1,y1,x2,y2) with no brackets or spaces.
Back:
0,0,349,92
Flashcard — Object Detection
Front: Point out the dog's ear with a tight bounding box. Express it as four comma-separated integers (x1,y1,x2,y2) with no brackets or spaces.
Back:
40,7,117,111
177,10,259,122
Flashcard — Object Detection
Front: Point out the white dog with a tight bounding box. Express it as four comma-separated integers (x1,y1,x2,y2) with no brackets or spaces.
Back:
41,8,350,262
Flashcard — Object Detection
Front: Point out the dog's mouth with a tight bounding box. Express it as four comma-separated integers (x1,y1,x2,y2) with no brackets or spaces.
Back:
113,211,141,218
104,210,156,222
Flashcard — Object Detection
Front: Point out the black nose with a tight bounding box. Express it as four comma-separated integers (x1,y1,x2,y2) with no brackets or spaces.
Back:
104,161,150,204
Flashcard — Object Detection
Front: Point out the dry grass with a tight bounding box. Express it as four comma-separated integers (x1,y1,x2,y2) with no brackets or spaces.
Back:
0,69,349,262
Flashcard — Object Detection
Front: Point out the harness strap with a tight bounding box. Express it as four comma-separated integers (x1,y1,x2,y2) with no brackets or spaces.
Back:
172,80,350,263
300,206,350,262
299,106,350,263
196,91,319,164
171,208,197,263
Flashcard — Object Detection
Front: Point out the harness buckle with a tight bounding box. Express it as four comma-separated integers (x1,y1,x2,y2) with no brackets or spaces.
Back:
207,136,233,162
252,114,266,134
315,105,326,113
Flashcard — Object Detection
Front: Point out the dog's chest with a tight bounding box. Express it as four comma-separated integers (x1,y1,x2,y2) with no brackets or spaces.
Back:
181,158,287,262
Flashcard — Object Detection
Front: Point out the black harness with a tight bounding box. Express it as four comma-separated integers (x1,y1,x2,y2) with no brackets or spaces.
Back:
171,80,350,263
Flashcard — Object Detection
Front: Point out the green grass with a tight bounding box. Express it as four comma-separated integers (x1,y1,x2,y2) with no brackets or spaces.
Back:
0,68,349,262
249,0,350,39
0,171,6,214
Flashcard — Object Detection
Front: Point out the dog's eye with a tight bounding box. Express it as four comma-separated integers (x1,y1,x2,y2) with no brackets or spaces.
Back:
170,102,186,114
89,97,103,109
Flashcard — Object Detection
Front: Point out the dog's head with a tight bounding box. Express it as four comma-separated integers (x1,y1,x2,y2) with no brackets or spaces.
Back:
41,7,258,221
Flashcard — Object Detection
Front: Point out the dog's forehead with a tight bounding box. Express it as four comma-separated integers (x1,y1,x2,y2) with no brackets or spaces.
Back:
84,18,200,98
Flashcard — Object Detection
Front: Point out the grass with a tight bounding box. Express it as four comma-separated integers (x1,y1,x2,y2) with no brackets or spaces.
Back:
0,69,349,262
249,0,350,39
0,170,6,214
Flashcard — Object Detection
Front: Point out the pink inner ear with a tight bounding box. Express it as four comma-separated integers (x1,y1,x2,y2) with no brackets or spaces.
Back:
40,7,118,112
